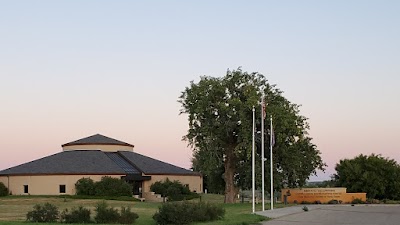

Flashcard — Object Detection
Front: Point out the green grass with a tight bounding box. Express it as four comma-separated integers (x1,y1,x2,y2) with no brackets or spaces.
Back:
0,194,277,225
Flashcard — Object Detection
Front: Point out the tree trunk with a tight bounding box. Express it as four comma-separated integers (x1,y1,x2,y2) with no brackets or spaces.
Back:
224,148,238,203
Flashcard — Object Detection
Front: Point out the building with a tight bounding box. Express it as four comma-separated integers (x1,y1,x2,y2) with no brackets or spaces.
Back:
0,134,202,200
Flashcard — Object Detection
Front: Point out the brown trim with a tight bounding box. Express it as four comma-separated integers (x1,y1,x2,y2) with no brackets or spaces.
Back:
144,173,203,177
0,173,126,176
62,143,134,147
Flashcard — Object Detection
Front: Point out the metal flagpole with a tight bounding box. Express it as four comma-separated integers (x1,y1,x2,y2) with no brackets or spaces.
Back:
261,96,265,211
270,115,274,210
252,106,255,213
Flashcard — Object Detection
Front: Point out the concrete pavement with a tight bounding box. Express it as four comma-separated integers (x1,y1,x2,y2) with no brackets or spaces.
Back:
256,205,400,225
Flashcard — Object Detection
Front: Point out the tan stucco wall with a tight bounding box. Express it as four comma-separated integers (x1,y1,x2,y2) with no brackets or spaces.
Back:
62,144,133,152
142,174,203,193
2,174,123,195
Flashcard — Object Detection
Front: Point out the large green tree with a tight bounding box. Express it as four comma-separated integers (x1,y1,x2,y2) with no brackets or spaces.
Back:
179,68,325,203
333,154,400,199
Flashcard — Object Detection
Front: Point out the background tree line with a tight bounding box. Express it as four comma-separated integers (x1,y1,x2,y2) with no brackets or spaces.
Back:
333,154,400,200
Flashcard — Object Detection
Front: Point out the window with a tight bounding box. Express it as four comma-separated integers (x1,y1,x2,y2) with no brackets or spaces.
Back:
59,185,66,194
24,185,28,194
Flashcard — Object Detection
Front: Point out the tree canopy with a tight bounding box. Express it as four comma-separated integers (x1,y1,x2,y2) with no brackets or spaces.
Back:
333,154,400,200
179,68,325,203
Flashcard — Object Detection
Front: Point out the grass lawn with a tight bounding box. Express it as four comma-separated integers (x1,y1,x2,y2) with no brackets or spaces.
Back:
0,194,279,225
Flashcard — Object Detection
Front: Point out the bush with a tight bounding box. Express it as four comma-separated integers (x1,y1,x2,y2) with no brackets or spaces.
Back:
150,179,198,201
0,182,8,196
75,178,96,196
75,176,132,197
95,176,132,197
300,201,312,204
302,206,309,211
365,198,379,204
153,202,225,225
94,202,139,224
119,206,139,224
327,199,339,204
26,203,59,222
95,201,120,223
60,206,91,223
351,198,365,204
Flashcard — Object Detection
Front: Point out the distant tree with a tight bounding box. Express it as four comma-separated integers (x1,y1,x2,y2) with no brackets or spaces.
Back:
333,154,400,199
179,68,325,203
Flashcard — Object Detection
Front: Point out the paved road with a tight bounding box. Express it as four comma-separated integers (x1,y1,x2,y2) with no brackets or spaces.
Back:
256,205,400,225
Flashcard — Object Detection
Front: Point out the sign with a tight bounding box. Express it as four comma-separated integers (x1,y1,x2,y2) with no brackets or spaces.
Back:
281,188,366,204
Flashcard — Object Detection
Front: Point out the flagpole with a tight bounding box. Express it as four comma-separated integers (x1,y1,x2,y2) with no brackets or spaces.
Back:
252,106,255,213
270,115,274,210
261,96,265,211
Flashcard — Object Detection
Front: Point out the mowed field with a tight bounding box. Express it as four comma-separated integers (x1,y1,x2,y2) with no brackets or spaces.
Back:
0,194,269,225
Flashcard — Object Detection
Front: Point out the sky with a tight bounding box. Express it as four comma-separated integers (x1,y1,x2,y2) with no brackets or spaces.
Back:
1,1,399,181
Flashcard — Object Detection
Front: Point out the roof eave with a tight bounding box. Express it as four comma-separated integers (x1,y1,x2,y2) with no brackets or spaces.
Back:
61,143,135,148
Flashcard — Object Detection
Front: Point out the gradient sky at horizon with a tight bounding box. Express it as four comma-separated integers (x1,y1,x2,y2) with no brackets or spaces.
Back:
1,1,399,181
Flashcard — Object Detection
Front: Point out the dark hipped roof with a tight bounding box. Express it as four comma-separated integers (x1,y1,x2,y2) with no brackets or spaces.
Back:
62,134,134,148
0,151,126,175
120,151,198,175
0,151,199,176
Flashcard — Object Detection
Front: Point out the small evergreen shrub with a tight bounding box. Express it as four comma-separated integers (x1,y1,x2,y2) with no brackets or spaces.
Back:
0,182,8,196
94,201,120,224
26,203,59,222
302,206,309,211
153,202,225,225
118,206,139,224
75,178,96,195
60,206,91,223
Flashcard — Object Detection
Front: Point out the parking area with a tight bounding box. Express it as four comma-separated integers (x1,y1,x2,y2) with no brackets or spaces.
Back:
258,205,400,225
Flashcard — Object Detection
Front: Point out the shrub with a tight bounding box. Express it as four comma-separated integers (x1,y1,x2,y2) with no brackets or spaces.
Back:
26,203,59,222
60,206,91,223
302,206,309,211
150,179,198,201
314,200,321,204
327,199,339,204
192,202,225,222
119,206,139,224
0,182,8,196
95,201,120,224
153,202,225,225
300,201,312,204
94,202,139,224
75,178,96,195
75,177,132,197
95,176,132,197
351,198,365,204
365,198,380,204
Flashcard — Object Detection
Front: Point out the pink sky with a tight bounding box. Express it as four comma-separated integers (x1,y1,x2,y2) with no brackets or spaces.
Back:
1,1,399,182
